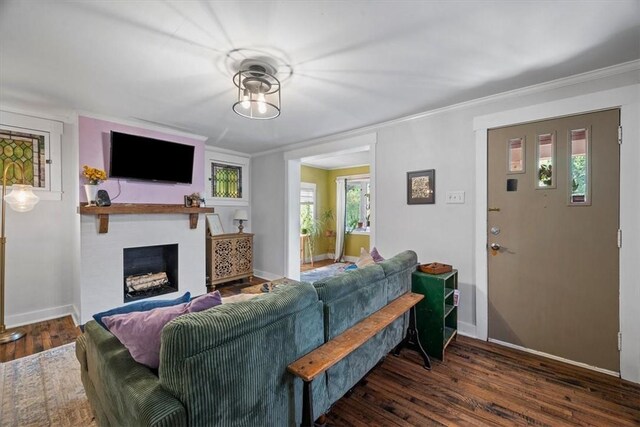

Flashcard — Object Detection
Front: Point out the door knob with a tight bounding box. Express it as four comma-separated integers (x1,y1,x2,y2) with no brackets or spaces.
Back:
490,242,501,257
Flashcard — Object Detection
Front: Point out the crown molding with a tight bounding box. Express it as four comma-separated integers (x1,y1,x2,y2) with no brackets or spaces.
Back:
77,111,209,141
204,145,251,158
0,103,74,124
252,59,640,158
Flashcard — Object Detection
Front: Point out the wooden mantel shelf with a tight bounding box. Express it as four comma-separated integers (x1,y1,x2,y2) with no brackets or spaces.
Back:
79,203,214,234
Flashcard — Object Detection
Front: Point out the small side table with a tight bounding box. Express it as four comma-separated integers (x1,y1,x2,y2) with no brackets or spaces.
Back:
411,269,458,361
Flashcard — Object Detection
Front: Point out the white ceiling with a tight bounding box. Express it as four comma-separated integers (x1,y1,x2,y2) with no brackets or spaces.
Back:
1,1,638,154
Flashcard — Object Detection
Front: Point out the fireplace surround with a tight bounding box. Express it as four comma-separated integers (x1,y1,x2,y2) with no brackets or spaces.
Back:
79,212,207,324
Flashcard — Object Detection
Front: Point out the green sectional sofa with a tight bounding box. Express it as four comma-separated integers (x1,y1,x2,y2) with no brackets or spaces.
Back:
76,250,417,426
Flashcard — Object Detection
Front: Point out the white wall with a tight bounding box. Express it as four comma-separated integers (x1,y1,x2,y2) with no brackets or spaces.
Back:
251,63,640,382
3,117,78,326
251,152,286,279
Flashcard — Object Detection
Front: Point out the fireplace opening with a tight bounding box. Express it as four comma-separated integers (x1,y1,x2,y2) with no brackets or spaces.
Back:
123,244,178,302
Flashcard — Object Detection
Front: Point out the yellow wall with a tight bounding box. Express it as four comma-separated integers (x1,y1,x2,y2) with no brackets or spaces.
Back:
300,164,371,260
327,165,370,258
300,165,331,257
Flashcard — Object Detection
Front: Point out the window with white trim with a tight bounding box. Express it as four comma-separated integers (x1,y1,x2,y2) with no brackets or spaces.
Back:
300,182,316,234
0,111,62,200
205,149,249,206
346,178,370,233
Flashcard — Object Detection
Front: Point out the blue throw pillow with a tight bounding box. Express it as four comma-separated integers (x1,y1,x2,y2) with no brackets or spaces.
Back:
92,292,191,329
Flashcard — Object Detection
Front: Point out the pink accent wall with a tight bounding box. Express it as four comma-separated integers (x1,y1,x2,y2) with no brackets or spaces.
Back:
78,116,205,204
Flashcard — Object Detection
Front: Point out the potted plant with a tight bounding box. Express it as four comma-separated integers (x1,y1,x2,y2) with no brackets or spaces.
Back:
301,209,335,262
82,165,107,206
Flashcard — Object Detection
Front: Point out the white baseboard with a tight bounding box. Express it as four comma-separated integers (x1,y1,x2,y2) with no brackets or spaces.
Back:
457,321,477,338
488,338,620,377
252,269,283,281
6,304,75,328
71,305,81,327
343,255,358,263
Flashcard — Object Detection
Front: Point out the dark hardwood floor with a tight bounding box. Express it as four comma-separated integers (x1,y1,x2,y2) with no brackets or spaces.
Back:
326,335,640,426
0,315,81,362
4,312,639,426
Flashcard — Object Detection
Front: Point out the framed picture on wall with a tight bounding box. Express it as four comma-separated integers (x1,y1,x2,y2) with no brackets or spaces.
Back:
407,169,435,204
206,214,224,235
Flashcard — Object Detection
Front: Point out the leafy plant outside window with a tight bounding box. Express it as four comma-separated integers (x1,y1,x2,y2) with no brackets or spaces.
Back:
538,164,552,186
571,155,587,194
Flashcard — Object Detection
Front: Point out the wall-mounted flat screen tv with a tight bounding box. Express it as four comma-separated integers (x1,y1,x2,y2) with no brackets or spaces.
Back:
110,131,195,184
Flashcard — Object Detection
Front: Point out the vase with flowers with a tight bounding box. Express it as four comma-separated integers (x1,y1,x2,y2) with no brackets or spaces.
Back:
82,165,107,206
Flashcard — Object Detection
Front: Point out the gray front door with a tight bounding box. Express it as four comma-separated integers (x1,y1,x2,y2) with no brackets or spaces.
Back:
487,109,620,372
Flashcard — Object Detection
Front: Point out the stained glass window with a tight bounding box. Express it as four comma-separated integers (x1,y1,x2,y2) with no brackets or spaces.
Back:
211,163,242,198
0,129,46,187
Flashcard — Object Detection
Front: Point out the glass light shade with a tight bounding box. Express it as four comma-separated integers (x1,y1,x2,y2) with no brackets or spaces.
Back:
241,89,251,109
4,184,39,212
232,65,281,120
234,209,248,221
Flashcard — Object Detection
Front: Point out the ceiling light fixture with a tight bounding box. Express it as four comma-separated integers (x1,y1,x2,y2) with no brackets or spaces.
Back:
233,59,281,120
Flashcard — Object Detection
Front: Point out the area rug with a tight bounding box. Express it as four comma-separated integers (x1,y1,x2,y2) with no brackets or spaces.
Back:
0,343,95,427
300,262,349,283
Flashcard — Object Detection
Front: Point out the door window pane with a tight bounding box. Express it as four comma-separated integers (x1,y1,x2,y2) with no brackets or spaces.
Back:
508,137,525,173
536,133,555,188
569,128,590,205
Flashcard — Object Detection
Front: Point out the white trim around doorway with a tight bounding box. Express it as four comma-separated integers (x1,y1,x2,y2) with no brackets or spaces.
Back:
283,133,377,280
473,84,640,383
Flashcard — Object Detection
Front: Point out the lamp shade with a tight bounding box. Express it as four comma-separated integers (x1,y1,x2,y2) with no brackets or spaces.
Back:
4,184,39,212
233,209,248,221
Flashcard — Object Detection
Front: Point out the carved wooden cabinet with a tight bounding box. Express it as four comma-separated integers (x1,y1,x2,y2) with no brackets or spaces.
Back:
206,233,254,290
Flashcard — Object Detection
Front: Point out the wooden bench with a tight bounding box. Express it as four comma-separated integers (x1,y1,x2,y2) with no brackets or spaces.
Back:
287,292,430,427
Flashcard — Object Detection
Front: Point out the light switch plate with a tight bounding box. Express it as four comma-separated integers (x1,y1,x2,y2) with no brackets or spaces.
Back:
446,191,465,204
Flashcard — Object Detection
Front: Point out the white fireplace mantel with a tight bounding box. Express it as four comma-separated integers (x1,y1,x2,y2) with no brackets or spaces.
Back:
78,211,208,324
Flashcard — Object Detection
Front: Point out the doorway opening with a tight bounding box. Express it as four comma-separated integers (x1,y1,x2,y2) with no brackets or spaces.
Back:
284,133,376,280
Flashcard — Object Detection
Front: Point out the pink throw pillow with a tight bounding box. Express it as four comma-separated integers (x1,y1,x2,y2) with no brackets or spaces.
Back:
103,291,222,368
370,247,385,262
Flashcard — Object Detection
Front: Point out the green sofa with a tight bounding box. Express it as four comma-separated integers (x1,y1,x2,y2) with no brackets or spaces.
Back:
312,250,417,406
76,250,417,426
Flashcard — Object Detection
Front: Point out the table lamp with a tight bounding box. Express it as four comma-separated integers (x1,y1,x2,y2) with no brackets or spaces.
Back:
0,162,39,343
233,209,248,233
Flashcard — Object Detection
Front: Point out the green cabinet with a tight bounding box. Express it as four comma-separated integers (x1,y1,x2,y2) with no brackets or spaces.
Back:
411,270,458,361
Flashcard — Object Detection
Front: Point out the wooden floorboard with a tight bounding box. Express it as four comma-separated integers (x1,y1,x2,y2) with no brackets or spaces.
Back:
0,315,81,362
326,336,640,426
3,313,639,427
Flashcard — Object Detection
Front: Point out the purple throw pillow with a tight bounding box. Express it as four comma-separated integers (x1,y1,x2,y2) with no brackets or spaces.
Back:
102,291,222,368
370,247,385,262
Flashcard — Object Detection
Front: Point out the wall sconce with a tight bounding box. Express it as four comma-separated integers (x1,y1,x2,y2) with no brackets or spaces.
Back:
233,209,248,233
1,161,39,343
